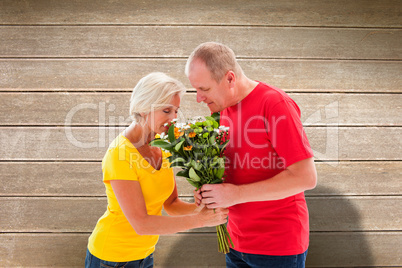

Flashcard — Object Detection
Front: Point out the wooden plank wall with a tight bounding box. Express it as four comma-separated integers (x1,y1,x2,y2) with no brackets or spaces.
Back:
0,0,401,267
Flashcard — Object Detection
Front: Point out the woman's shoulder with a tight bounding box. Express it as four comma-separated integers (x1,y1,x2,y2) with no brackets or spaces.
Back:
103,134,139,162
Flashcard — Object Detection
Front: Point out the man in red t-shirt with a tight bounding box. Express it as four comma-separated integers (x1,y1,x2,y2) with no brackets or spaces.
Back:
186,42,317,268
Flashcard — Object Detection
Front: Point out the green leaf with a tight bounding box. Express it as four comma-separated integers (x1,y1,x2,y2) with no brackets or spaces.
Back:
215,167,225,179
176,169,189,178
174,139,185,151
170,161,186,168
171,157,186,164
168,124,176,142
217,157,225,167
211,157,220,167
210,112,220,125
170,157,187,168
186,178,200,188
189,167,201,182
149,139,173,151
211,178,223,184
219,140,230,151
191,159,203,171
202,132,209,138
209,135,216,144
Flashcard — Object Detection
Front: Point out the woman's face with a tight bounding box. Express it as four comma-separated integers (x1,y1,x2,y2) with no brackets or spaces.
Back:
146,94,181,134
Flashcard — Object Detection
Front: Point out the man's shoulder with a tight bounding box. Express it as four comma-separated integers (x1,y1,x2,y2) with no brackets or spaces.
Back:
256,82,292,105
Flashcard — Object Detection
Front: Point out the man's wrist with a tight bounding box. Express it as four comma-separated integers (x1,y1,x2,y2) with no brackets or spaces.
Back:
233,184,247,205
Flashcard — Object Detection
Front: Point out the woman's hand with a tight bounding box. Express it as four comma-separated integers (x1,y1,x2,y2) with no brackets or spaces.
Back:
197,206,229,227
193,188,202,207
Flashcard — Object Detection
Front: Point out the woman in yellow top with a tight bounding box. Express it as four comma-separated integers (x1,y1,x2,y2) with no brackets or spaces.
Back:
85,72,228,268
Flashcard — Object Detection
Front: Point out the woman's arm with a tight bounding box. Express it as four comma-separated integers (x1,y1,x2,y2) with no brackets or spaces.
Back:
110,180,227,235
163,182,198,216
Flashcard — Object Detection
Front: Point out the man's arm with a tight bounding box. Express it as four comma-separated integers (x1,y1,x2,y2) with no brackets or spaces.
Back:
199,157,317,209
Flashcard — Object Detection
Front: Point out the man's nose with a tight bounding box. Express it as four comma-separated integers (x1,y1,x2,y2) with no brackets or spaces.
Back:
196,90,205,103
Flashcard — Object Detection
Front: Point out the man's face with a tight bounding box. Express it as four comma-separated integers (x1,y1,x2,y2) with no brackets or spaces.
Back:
187,59,230,113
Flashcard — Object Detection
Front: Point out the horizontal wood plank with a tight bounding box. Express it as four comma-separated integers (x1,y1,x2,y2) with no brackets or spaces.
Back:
306,232,402,267
1,1,400,267
1,162,400,197
0,162,103,196
176,161,402,197
1,93,400,126
0,127,400,161
1,59,401,93
0,0,400,27
1,196,400,232
1,26,400,60
0,232,400,267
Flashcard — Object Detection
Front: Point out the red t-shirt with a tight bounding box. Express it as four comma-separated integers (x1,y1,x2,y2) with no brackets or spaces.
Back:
220,82,314,255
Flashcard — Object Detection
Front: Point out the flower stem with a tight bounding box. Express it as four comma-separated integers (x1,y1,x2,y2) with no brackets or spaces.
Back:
216,224,231,254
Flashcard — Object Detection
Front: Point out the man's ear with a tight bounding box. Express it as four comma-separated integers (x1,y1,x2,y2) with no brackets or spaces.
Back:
227,71,236,87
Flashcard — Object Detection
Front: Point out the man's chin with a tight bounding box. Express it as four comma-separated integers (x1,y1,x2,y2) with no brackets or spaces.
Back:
207,103,217,113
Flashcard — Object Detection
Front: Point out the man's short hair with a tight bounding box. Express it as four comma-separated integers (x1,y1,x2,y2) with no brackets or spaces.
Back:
185,42,243,82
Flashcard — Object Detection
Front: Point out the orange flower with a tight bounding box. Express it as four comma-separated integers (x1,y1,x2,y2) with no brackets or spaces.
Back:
174,128,184,139
188,132,196,138
184,145,193,151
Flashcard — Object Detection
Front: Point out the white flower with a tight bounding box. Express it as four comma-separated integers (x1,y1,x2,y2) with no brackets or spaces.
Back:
160,132,167,139
171,118,178,122
219,125,230,132
163,123,169,127
176,122,185,129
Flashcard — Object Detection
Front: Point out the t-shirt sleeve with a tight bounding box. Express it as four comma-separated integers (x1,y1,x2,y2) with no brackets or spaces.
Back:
102,147,138,182
267,99,314,168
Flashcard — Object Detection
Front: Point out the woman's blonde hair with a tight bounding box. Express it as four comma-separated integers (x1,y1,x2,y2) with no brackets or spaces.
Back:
129,72,186,123
185,42,243,83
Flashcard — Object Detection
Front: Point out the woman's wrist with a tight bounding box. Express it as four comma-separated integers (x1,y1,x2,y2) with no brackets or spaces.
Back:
190,212,205,229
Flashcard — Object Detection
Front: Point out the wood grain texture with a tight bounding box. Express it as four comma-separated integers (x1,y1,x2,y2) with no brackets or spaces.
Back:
1,162,400,197
1,26,401,60
0,0,400,267
1,196,400,232
176,161,402,197
0,232,400,267
0,0,400,27
1,127,400,161
1,59,401,92
1,93,400,126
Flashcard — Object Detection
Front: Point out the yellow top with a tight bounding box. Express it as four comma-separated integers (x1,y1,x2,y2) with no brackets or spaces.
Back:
88,134,174,262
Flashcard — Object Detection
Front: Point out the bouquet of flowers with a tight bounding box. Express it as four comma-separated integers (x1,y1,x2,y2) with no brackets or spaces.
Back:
150,113,234,254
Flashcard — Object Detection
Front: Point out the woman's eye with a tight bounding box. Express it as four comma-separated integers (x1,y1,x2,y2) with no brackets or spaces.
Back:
163,110,170,114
